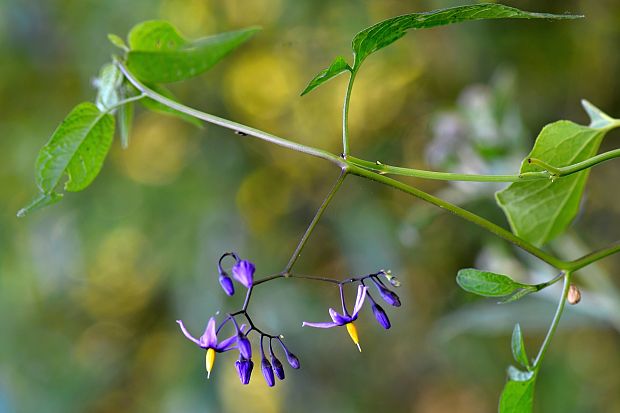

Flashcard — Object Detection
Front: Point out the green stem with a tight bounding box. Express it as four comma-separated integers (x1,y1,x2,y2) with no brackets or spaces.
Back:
566,242,620,271
348,156,548,182
342,70,357,157
115,60,620,274
284,170,347,273
116,59,346,168
533,271,572,369
104,93,146,113
556,148,620,175
346,164,566,268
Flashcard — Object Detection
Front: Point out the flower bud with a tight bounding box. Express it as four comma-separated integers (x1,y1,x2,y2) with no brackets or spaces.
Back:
218,274,235,296
567,284,581,305
235,358,253,385
261,357,275,387
285,350,300,369
232,260,255,289
271,355,285,380
371,302,391,329
372,278,401,307
237,334,252,359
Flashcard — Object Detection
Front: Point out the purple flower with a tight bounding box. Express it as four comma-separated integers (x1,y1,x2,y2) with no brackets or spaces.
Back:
302,285,367,352
371,277,401,307
261,357,276,387
235,357,254,385
278,339,300,369
176,317,242,378
219,274,235,296
370,300,391,329
232,260,255,289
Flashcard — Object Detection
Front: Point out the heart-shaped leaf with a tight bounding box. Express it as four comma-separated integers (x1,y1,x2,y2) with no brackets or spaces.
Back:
496,101,619,246
35,102,115,193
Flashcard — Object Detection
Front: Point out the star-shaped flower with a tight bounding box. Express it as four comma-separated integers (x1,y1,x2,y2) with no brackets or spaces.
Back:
302,285,367,351
176,317,246,378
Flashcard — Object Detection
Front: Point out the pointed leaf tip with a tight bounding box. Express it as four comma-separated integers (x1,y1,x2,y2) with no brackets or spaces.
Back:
581,99,616,129
301,56,351,96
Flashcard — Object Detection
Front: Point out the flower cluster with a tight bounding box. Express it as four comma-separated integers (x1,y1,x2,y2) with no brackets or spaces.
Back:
177,253,401,386
302,271,401,351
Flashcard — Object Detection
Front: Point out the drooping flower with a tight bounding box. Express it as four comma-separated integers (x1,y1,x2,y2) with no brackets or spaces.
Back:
278,338,300,369
235,357,254,384
219,273,235,296
232,259,255,289
302,285,368,351
261,356,276,387
371,276,401,307
367,293,391,329
176,317,243,378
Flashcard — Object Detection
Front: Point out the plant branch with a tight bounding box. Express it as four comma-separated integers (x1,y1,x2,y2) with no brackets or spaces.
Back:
533,271,571,368
284,170,347,273
115,59,346,168
346,164,566,269
342,70,357,157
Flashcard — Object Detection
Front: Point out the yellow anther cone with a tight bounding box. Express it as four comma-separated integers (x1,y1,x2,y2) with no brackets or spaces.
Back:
345,322,361,352
206,348,216,378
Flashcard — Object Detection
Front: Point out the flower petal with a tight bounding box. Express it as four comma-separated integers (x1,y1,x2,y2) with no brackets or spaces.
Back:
199,317,218,348
217,333,239,352
329,308,349,325
302,321,338,328
352,285,368,317
176,320,201,346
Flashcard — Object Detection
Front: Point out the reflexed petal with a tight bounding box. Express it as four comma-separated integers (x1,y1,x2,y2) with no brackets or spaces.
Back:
176,320,201,346
237,335,252,359
200,317,218,348
302,321,338,328
217,333,239,352
352,285,368,317
329,308,349,325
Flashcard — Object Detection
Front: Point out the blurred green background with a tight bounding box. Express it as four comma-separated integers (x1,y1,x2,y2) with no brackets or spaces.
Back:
2,0,620,412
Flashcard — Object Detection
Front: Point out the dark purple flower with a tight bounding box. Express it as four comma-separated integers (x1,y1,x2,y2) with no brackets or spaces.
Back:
176,317,242,378
235,357,254,385
219,274,235,296
370,301,391,329
372,277,401,307
271,354,285,380
302,285,367,351
261,357,275,387
278,340,301,369
232,260,255,289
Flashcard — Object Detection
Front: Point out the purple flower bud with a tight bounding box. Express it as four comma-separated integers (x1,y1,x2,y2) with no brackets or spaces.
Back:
271,355,285,380
372,278,401,307
237,334,252,359
235,357,253,385
219,274,235,296
371,302,391,329
232,260,255,289
285,351,300,369
261,358,275,387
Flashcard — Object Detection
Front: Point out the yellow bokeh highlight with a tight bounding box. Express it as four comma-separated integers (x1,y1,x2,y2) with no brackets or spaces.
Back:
223,0,282,26
116,113,194,186
220,356,282,413
159,0,215,37
224,52,300,122
72,227,159,320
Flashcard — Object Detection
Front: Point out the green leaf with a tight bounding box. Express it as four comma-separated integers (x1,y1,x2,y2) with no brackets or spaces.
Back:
140,83,203,127
511,324,531,370
35,102,115,193
499,368,536,413
351,4,581,68
126,21,260,83
108,33,128,51
94,63,123,111
16,192,63,218
496,101,619,246
456,268,536,299
301,56,351,96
